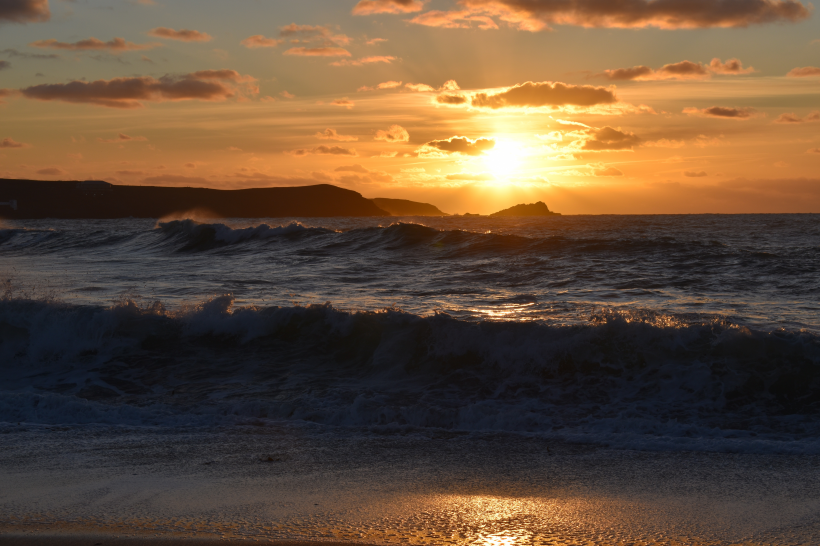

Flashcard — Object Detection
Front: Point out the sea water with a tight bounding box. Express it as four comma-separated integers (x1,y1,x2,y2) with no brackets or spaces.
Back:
0,214,819,453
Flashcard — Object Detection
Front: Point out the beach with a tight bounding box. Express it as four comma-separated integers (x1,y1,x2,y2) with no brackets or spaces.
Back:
2,427,819,545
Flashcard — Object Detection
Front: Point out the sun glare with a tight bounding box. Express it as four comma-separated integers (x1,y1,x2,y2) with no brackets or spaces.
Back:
483,140,524,181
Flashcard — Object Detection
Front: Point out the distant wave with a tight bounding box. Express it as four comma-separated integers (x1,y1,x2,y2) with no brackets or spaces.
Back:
157,220,336,250
1,295,819,453
0,221,805,267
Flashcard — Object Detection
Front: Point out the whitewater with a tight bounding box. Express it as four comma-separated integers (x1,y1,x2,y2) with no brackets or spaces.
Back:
2,214,820,545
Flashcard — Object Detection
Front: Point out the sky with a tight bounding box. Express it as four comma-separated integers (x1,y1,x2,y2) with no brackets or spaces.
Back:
1,0,819,214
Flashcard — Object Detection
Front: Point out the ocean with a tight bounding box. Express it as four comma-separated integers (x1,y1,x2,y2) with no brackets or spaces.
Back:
2,214,820,544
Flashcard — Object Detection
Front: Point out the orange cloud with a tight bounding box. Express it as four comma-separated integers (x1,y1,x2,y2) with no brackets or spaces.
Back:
598,58,753,80
148,27,212,42
279,23,351,46
709,58,756,74
1,137,28,148
683,106,759,119
684,171,708,177
807,148,820,154
582,127,641,151
409,10,499,29
471,81,617,109
425,136,495,156
241,35,284,48
406,83,435,92
284,47,351,57
332,98,355,109
97,133,148,143
21,70,257,109
436,93,468,104
775,111,820,123
787,66,820,77
331,56,397,66
30,37,161,53
353,0,427,15
289,145,358,156
453,0,811,31
315,128,358,141
375,125,410,142
0,88,18,103
358,80,403,91
0,0,49,23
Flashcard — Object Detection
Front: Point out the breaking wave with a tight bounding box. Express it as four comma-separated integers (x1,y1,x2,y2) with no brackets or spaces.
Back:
2,295,819,454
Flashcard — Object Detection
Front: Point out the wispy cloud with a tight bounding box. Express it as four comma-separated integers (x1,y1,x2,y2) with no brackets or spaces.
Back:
331,55,397,66
148,27,212,42
30,37,161,53
21,70,258,109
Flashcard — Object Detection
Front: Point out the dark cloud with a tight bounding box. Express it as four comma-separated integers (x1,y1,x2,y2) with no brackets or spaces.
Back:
30,37,161,52
21,70,257,108
597,58,752,80
148,28,212,42
0,0,50,24
656,60,709,78
98,133,148,143
289,146,358,156
599,65,654,81
426,136,496,156
684,106,758,119
353,0,427,15
1,137,28,148
436,92,468,104
453,0,811,30
582,127,641,151
0,60,9,70
472,81,617,109
776,111,819,123
684,171,708,177
36,167,65,176
315,128,358,141
787,66,820,77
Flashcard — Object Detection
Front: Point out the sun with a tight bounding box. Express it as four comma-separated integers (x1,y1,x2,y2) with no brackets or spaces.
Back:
482,140,524,181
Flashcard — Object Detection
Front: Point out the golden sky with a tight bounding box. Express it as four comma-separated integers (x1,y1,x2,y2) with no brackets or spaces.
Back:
1,0,819,213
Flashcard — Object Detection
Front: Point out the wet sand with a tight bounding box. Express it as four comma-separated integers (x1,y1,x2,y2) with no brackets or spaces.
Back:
2,426,819,545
